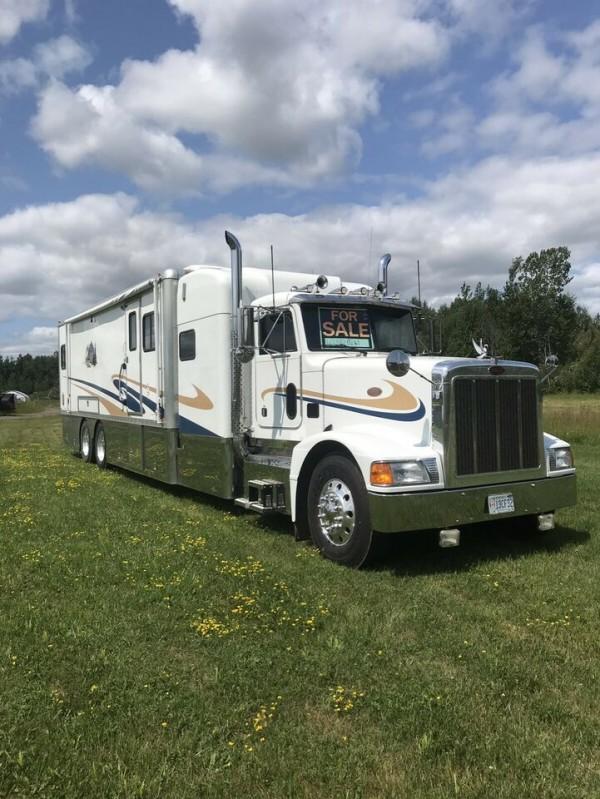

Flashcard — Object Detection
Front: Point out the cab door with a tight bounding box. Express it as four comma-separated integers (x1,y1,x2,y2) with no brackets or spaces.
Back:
254,308,302,431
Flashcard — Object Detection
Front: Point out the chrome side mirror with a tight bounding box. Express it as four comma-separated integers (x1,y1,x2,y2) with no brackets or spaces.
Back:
386,350,410,377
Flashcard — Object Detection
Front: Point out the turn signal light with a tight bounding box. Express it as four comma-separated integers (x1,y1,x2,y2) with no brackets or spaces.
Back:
370,462,394,486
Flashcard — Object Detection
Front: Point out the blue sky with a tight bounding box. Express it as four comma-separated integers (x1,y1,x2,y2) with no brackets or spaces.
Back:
1,0,600,355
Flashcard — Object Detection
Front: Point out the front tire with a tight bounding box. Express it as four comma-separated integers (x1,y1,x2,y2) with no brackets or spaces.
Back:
307,455,373,568
94,423,107,468
80,420,94,463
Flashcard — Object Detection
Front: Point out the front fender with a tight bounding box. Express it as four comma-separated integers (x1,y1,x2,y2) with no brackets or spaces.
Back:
289,430,436,521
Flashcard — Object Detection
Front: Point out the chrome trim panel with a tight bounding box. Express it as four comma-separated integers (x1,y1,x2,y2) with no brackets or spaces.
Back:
65,414,231,495
177,433,234,498
105,419,143,471
246,453,291,470
248,437,297,457
62,414,80,453
142,426,177,483
369,474,576,533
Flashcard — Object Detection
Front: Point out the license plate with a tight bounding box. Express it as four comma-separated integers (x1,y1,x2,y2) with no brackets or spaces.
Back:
488,493,515,515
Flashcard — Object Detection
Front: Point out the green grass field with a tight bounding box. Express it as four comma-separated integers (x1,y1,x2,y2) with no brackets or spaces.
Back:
0,396,598,798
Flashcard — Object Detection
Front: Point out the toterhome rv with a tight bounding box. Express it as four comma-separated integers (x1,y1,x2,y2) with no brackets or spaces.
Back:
59,232,576,566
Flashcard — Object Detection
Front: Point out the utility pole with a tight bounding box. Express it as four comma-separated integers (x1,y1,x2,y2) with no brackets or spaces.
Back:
417,259,421,307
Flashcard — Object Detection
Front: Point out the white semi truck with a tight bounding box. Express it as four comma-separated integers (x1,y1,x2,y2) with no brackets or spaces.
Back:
59,232,576,566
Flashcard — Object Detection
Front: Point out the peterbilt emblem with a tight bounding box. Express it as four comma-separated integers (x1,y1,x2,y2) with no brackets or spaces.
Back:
85,342,97,367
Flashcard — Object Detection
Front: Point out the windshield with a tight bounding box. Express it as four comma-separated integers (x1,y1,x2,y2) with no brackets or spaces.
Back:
301,303,417,354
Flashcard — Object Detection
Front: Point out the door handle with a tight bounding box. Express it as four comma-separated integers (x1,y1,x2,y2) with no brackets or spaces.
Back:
118,362,127,403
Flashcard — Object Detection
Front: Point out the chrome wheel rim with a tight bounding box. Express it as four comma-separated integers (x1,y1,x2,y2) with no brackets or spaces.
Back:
317,478,355,546
96,429,105,463
81,427,90,458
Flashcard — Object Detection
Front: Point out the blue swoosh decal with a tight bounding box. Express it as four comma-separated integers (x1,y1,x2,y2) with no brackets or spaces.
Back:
273,392,426,422
71,377,217,436
72,377,140,413
176,414,217,436
112,379,152,413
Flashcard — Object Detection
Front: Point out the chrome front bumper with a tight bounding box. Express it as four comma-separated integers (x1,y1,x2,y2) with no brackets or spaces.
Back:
369,473,576,533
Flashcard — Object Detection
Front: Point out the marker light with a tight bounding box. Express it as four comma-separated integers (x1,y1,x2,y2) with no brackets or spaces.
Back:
370,460,433,486
370,462,394,486
549,447,574,471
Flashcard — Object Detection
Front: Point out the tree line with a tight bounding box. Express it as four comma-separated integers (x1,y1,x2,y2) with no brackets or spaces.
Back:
0,353,59,396
414,246,600,392
1,246,598,394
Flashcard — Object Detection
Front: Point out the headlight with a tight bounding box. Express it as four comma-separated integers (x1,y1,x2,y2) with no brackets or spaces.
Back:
370,459,435,486
548,447,574,471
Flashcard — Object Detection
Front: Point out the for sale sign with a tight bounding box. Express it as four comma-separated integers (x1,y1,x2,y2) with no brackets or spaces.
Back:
318,307,373,349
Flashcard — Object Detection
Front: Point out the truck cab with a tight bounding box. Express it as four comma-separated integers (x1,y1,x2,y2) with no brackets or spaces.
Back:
236,261,576,567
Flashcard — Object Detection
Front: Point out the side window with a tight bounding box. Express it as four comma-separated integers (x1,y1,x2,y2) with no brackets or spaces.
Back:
143,312,155,352
259,310,297,354
60,344,66,370
179,329,195,361
128,312,137,351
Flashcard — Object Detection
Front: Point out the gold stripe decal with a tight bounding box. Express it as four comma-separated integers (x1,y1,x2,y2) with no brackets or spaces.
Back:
111,374,213,410
261,379,419,412
177,385,214,410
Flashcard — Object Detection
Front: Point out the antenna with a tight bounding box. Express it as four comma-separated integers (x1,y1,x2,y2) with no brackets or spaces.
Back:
417,259,421,307
270,244,275,308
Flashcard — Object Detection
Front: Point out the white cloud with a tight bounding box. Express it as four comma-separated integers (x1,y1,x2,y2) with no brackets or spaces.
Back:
479,22,600,156
0,326,56,357
421,98,475,157
0,35,91,95
1,151,600,354
0,57,37,94
0,0,49,45
446,0,529,43
33,34,92,78
31,0,454,193
64,0,78,24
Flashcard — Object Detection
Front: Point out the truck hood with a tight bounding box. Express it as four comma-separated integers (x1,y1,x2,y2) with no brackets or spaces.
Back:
319,355,426,424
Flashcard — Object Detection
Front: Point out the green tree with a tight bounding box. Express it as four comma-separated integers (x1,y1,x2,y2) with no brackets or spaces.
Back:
502,247,578,365
438,282,505,358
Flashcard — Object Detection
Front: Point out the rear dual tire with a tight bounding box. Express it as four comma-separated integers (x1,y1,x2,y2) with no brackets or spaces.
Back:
94,423,107,468
80,421,94,463
79,420,107,468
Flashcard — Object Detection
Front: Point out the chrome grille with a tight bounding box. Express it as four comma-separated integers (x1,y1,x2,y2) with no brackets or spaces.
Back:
454,377,539,476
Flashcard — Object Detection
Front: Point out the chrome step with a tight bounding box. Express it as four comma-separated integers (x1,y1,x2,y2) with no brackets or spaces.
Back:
234,479,286,514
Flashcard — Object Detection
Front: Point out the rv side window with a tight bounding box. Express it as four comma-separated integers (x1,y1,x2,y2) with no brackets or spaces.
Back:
259,310,297,354
60,344,66,370
128,312,137,351
179,329,195,361
143,312,155,352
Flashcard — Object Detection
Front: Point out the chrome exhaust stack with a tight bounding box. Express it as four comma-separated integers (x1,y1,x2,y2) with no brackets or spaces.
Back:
377,253,391,295
225,230,243,350
225,230,247,493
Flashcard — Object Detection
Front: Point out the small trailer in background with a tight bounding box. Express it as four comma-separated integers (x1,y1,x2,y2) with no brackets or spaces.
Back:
59,232,576,566
0,393,17,414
